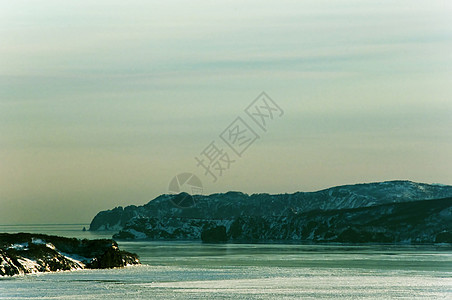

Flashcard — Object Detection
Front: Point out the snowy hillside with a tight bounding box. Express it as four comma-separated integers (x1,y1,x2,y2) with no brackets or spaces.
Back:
89,181,452,232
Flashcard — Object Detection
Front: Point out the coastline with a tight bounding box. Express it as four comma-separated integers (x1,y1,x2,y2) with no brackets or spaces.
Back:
0,233,140,277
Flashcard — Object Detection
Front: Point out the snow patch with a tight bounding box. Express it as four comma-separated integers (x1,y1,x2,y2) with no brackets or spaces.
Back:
60,253,86,269
128,229,147,239
46,243,56,250
32,238,45,245
7,243,28,250
108,221,123,231
16,258,40,274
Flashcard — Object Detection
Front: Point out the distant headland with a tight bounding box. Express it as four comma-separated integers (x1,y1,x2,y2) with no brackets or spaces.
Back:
89,181,452,244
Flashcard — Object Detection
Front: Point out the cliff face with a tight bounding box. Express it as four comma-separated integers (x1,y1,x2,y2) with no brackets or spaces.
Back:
90,181,452,244
0,233,140,276
113,197,452,244
90,181,452,231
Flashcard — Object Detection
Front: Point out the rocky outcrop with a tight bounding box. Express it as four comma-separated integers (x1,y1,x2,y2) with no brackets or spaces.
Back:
113,197,452,244
0,233,140,276
90,181,452,232
90,205,143,231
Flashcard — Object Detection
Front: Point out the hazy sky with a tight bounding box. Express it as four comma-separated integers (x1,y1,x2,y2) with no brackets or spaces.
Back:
1,0,451,224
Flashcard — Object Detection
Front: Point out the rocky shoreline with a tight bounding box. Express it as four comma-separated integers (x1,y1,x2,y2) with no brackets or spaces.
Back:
0,233,140,276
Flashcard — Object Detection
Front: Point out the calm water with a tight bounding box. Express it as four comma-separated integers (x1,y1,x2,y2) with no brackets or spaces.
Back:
0,225,451,299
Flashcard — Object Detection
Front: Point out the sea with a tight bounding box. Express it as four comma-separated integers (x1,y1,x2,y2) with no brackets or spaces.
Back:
0,224,451,299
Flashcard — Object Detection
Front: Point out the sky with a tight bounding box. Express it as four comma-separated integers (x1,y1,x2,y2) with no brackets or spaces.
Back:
1,0,451,224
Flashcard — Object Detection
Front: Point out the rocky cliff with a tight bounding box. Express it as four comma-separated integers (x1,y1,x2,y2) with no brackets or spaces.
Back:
113,197,452,244
89,181,452,244
0,233,140,276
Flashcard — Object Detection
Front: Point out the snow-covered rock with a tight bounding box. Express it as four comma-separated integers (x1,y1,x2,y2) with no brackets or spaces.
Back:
0,233,140,276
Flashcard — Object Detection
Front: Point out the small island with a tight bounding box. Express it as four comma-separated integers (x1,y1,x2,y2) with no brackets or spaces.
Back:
0,233,140,276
